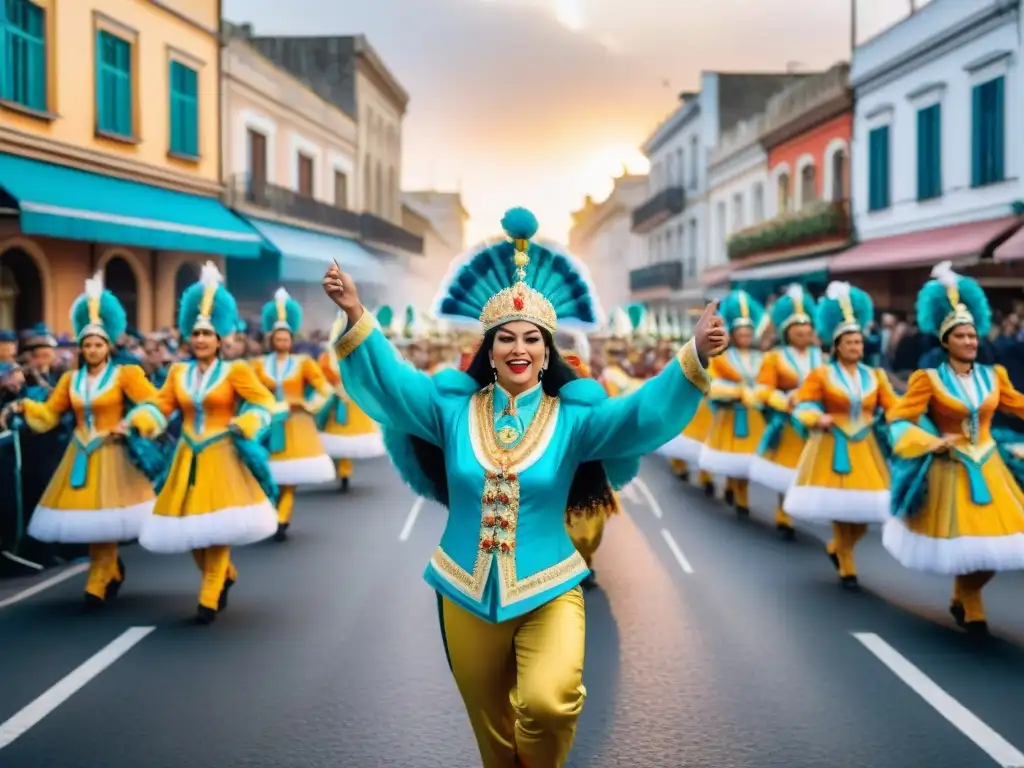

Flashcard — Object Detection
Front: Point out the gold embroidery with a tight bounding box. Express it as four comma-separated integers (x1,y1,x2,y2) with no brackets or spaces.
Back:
496,425,520,445
677,338,711,395
472,386,556,473
332,307,375,361
499,549,588,604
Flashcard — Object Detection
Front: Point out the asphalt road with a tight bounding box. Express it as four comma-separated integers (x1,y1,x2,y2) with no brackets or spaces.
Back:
1,456,1023,768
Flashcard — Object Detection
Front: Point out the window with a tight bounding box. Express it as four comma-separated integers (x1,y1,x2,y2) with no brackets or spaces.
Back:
95,30,132,137
972,76,1004,188
687,219,698,276
363,158,372,211
297,153,314,197
1,0,46,112
752,182,764,223
800,163,816,207
247,129,267,190
675,149,683,187
334,170,348,208
664,230,673,263
732,193,743,231
868,125,891,211
916,104,941,200
387,167,396,219
169,60,198,158
374,160,383,215
831,150,848,201
716,201,727,261
776,172,791,214
689,136,698,188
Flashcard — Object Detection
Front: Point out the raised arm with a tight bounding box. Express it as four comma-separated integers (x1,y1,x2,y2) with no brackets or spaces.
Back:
995,365,1024,420
20,371,73,432
575,338,710,462
332,308,443,445
886,369,940,459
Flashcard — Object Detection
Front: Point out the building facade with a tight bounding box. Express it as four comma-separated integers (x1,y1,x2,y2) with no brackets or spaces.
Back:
633,72,809,313
709,63,853,301
0,0,262,334
838,0,1023,310
567,174,647,315
401,190,469,311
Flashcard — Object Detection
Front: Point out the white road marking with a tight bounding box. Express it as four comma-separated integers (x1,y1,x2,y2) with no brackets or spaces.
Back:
0,563,89,611
399,497,425,542
853,632,1024,767
0,626,155,749
633,476,663,519
660,528,694,574
622,483,641,504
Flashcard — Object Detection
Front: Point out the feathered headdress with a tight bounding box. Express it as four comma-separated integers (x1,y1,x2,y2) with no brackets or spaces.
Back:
815,281,873,344
260,287,303,336
70,271,127,343
719,290,765,334
434,207,601,333
178,261,238,338
916,260,992,342
769,284,817,340
393,305,429,347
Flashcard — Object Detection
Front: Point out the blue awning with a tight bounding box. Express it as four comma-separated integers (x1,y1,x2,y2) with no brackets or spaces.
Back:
242,216,385,284
0,153,263,257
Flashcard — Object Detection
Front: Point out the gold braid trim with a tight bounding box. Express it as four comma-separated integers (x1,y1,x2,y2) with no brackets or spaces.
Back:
676,338,711,395
332,307,376,362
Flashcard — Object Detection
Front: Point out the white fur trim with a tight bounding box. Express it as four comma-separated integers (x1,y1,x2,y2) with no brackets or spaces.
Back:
319,431,386,459
748,455,796,494
882,519,1024,575
698,445,753,478
27,500,153,544
656,433,704,463
138,500,278,554
783,485,890,523
269,454,337,485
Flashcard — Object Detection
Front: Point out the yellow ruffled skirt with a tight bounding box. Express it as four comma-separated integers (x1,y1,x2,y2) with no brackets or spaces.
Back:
698,406,765,478
749,420,806,494
883,452,1024,574
784,430,890,523
28,436,154,543
657,399,712,463
269,410,336,485
138,433,277,554
319,396,385,460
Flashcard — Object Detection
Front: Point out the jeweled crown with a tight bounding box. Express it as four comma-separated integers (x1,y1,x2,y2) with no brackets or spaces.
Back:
479,210,558,333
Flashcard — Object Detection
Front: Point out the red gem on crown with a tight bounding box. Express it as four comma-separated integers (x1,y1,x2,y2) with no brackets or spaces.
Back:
513,296,524,311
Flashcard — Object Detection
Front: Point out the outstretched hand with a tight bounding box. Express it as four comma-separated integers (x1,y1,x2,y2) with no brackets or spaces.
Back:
693,300,728,362
322,262,362,320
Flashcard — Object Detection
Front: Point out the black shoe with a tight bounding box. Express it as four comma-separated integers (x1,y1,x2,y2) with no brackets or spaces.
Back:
827,549,840,572
735,506,749,518
949,601,966,628
195,605,217,625
340,476,350,492
218,577,235,611
724,489,735,506
703,482,715,498
84,592,105,612
777,524,796,541
105,558,126,600
964,620,990,639
273,523,289,542
840,575,860,591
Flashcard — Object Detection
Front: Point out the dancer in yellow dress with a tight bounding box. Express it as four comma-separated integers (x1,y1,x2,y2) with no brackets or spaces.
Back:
1,273,160,608
252,288,336,540
748,285,822,540
317,310,386,491
126,262,282,623
883,262,1024,637
784,281,898,589
698,290,766,516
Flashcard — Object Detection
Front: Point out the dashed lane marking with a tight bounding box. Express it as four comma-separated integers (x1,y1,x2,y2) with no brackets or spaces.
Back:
0,563,89,611
622,483,641,505
399,497,425,542
633,477,663,519
660,529,694,574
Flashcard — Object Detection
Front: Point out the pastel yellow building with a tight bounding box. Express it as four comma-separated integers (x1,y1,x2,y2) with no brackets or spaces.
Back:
0,0,262,335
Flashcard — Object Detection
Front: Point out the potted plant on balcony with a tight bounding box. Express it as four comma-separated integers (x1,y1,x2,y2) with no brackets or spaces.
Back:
727,200,848,261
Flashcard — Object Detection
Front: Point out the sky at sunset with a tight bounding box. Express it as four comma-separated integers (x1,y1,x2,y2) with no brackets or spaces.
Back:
224,0,932,245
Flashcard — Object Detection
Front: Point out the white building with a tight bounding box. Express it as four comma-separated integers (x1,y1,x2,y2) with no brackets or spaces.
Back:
567,174,648,315
401,191,469,311
835,0,1022,295
633,72,807,310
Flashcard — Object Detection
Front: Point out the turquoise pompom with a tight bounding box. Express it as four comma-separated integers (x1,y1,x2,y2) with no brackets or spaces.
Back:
501,207,539,240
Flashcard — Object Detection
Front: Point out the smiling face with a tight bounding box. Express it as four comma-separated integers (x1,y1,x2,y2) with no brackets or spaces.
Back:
731,325,754,350
80,335,109,368
190,328,219,361
834,331,863,364
489,320,549,394
945,324,978,363
785,322,813,349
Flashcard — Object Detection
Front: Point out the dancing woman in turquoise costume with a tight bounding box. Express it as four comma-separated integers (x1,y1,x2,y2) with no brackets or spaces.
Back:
323,208,726,768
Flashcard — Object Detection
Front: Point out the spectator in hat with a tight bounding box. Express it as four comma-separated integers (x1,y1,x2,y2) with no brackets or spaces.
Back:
0,329,16,364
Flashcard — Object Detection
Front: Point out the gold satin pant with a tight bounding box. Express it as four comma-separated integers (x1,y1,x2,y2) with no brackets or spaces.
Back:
86,542,122,599
826,522,868,577
277,486,296,525
954,570,995,622
335,458,353,479
439,587,587,768
191,546,238,610
566,513,606,568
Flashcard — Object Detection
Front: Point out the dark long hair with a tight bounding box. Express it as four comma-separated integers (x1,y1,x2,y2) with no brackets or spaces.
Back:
409,326,615,514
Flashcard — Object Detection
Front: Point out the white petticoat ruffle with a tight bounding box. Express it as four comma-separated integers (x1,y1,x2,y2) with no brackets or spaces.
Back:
269,454,337,486
656,433,704,463
698,446,753,479
783,485,890,523
882,519,1024,575
747,455,796,494
138,500,278,554
319,431,386,460
27,500,153,544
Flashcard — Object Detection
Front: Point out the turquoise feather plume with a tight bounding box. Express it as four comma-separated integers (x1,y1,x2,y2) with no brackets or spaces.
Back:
433,207,602,331
916,261,992,338
260,287,303,335
70,288,127,343
178,262,238,338
719,290,765,332
769,284,817,335
625,303,646,331
815,281,873,343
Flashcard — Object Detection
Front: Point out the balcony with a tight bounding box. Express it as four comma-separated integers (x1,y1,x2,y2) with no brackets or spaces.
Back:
229,175,362,234
629,261,684,292
359,211,424,254
727,200,850,262
760,63,851,149
631,186,685,233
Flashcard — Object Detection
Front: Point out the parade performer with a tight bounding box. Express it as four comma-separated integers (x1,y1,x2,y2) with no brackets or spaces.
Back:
698,290,766,516
125,262,282,623
322,207,725,768
0,274,161,608
784,281,898,589
556,329,619,588
598,306,637,396
748,285,822,539
883,262,1024,636
252,288,336,540
317,310,386,491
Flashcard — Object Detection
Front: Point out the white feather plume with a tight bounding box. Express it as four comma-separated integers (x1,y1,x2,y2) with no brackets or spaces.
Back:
826,281,851,300
274,286,290,303
608,307,633,338
784,283,804,301
199,261,223,288
930,260,959,287
84,270,104,301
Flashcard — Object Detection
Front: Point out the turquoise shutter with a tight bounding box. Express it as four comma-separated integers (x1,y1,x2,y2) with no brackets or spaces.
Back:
169,61,181,153
118,36,131,135
185,64,198,156
933,106,942,196
881,126,890,208
993,76,1005,182
971,84,982,187
94,30,104,132
916,109,926,200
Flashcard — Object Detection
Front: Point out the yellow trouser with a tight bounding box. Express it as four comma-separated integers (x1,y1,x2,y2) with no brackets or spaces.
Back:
698,470,713,486
191,546,237,610
826,522,868,577
954,570,995,623
669,459,687,476
85,542,122,599
725,477,749,507
277,486,296,525
566,513,605,568
439,587,587,768
336,459,353,479
775,496,793,528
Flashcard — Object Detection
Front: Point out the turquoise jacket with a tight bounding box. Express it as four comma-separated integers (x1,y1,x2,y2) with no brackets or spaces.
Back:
334,309,711,622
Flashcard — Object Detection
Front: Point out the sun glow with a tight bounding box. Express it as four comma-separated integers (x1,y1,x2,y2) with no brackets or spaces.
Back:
553,0,585,32
579,144,650,200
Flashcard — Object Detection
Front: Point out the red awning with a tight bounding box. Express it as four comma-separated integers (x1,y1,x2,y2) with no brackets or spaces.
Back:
994,223,1024,261
827,216,1020,274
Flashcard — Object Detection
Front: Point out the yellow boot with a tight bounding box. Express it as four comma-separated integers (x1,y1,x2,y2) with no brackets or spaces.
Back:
195,545,232,624
951,571,994,637
275,485,296,541
84,543,123,610
336,458,353,492
669,459,688,479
